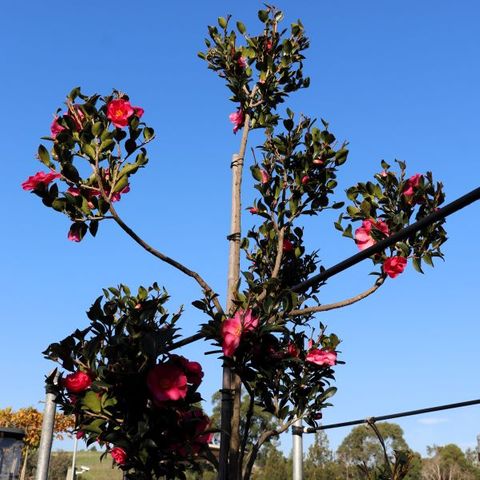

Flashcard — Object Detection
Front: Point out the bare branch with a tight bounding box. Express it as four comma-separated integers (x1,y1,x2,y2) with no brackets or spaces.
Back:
288,275,386,316
242,417,299,480
107,203,225,316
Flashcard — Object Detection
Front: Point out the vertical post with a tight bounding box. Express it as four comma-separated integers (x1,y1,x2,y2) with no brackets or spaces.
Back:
67,436,78,480
35,374,58,480
292,418,304,480
477,434,480,462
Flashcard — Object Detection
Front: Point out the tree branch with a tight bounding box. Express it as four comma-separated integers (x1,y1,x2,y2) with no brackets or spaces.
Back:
91,146,224,317
109,203,225,316
242,418,299,480
287,276,386,316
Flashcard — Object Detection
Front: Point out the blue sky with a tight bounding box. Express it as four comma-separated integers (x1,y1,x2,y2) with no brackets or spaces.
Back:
1,0,480,457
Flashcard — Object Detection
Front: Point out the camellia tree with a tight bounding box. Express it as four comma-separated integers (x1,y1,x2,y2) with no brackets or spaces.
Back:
23,5,447,480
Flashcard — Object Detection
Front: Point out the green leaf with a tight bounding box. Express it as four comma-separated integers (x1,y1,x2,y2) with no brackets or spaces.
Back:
143,127,154,141
236,21,246,34
38,145,53,168
89,220,99,237
113,175,129,193
258,10,269,22
342,224,353,238
82,391,102,413
82,144,96,160
92,122,103,137
412,257,424,274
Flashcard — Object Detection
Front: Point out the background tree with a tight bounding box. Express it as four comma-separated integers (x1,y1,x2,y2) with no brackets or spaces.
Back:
422,444,480,480
0,407,74,480
304,431,343,480
251,446,291,480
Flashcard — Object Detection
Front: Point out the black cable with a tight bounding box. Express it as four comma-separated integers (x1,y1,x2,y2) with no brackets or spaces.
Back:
304,398,480,433
293,186,480,292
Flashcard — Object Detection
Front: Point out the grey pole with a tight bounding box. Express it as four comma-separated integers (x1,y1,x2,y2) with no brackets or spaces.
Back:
292,418,304,480
35,373,58,480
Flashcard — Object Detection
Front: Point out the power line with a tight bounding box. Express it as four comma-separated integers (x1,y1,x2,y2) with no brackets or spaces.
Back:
293,186,480,292
304,398,480,433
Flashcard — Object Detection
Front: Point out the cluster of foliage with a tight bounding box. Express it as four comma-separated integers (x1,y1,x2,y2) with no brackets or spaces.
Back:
43,285,213,480
0,407,73,450
244,424,480,480
23,5,449,480
25,451,72,480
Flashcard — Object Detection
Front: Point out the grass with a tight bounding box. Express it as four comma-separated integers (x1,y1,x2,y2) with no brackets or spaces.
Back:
71,450,123,480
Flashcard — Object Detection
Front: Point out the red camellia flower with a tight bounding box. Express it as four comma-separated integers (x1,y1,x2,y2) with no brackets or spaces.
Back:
229,109,244,134
107,99,135,128
383,256,407,278
221,309,259,357
354,219,390,251
260,170,270,184
403,173,422,198
237,56,247,68
110,447,127,466
147,363,188,403
306,349,337,367
282,239,294,253
50,116,65,138
249,207,259,214
286,342,300,358
67,223,84,243
21,171,61,191
170,355,204,386
133,106,144,118
62,371,92,393
76,430,85,439
301,175,310,185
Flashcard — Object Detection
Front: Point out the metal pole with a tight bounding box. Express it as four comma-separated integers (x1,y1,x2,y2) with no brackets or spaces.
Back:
69,436,78,480
292,185,480,292
35,373,58,480
292,419,304,480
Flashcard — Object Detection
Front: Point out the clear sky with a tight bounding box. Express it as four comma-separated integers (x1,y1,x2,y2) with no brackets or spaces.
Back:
1,0,479,458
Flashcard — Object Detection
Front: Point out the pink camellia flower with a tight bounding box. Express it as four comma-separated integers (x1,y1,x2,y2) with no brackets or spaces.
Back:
249,207,259,214
110,185,130,202
133,106,144,118
68,104,86,131
354,219,390,251
221,309,259,357
260,170,270,184
313,157,324,165
265,39,273,52
62,371,92,393
147,363,188,403
170,355,204,386
50,116,65,138
383,256,407,278
21,171,61,191
282,239,294,253
107,99,135,128
110,447,127,466
229,109,244,134
403,173,422,198
67,223,83,242
66,186,81,197
237,56,247,68
301,175,310,185
306,348,337,367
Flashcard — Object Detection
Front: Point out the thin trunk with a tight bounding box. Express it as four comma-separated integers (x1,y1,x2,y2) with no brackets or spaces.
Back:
218,115,251,480
20,447,29,480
